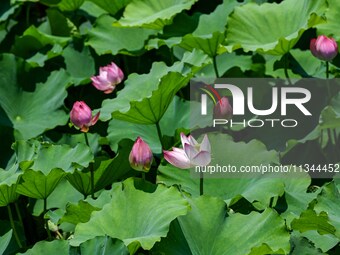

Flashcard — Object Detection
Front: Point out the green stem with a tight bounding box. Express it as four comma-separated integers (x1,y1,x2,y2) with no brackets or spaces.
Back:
7,205,22,248
212,56,220,78
327,129,334,145
326,61,329,79
84,132,95,199
155,122,164,149
333,129,337,145
14,202,24,231
284,53,292,85
199,172,204,196
142,172,146,181
44,198,52,240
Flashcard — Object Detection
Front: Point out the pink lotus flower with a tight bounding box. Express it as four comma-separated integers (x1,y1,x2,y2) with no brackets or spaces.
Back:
129,137,153,172
70,101,100,132
213,96,232,120
310,35,338,61
91,62,124,94
163,133,211,169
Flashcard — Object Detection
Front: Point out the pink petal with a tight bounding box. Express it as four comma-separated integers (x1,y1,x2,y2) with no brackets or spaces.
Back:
180,132,191,148
191,151,211,166
184,143,199,161
90,112,100,126
200,134,211,153
188,135,198,146
163,149,192,169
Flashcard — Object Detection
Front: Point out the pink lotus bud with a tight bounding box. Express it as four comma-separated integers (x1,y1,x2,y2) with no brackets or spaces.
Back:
163,133,211,169
91,62,124,94
310,35,338,61
213,97,232,120
129,137,153,172
70,101,100,132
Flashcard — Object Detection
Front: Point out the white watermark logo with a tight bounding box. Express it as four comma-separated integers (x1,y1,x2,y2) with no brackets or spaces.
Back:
200,83,312,128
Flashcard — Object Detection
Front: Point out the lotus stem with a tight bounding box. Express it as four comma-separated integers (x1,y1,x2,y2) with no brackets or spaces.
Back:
213,55,220,78
7,204,22,248
84,132,95,199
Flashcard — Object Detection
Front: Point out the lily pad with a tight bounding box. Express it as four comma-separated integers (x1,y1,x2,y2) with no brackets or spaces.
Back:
0,54,71,140
116,0,198,30
177,196,290,255
226,0,326,55
70,178,189,253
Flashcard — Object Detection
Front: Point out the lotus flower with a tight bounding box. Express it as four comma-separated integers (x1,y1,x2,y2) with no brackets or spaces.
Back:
163,133,211,169
129,137,153,172
213,96,232,119
91,62,124,94
70,101,100,132
310,35,338,61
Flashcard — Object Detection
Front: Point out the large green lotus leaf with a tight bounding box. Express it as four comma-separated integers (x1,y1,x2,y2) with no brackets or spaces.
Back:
46,9,73,37
226,0,326,55
289,49,325,78
87,0,132,15
145,12,199,50
58,0,84,11
0,55,70,140
109,72,189,124
0,230,12,255
301,230,339,253
100,50,209,123
177,196,290,255
108,96,211,153
13,140,93,175
0,165,21,206
158,133,283,206
101,61,176,121
116,0,198,30
80,236,129,255
16,169,65,199
86,15,157,55
158,165,284,207
67,139,135,196
152,219,191,255
281,172,319,225
66,170,92,196
315,0,340,40
19,240,69,255
93,140,135,192
179,0,237,57
25,44,63,68
290,232,327,255
70,178,189,253
11,26,70,58
32,179,83,216
313,182,340,238
62,45,95,85
61,200,100,225
197,52,252,76
291,210,336,236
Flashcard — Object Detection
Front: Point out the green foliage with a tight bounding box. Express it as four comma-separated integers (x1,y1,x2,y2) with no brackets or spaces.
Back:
0,1,340,254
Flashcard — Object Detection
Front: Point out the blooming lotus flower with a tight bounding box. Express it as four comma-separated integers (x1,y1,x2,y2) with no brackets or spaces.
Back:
163,133,211,169
129,137,153,172
310,35,338,61
70,101,100,132
213,96,232,120
91,62,124,94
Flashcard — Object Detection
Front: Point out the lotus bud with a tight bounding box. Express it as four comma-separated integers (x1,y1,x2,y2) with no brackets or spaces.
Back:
310,35,338,61
70,101,100,132
129,137,153,172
